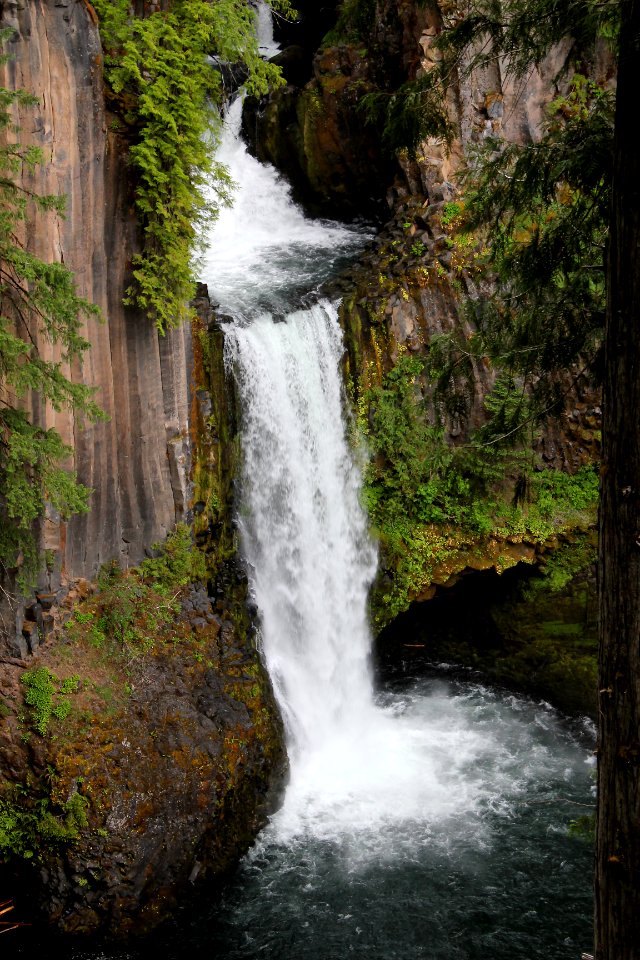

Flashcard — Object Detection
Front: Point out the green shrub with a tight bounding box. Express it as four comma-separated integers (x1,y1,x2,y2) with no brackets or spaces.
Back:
139,523,206,588
20,669,80,736
89,525,206,657
0,789,89,863
441,201,464,227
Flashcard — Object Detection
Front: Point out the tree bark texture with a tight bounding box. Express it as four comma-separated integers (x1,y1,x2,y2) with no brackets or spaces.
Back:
596,1,640,956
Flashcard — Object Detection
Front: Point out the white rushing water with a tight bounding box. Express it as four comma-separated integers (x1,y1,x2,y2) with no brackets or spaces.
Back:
222,305,554,854
202,99,365,317
255,0,281,60
201,77,593,867
224,304,377,756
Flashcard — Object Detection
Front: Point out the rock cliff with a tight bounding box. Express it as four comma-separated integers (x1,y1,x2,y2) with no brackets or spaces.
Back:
0,0,191,656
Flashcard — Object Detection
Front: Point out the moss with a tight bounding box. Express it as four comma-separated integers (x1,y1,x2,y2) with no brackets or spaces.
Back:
190,312,240,579
378,535,597,716
1,561,285,932
4,526,220,863
321,0,377,46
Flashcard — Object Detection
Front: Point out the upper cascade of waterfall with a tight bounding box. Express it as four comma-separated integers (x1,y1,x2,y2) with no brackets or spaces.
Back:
256,0,282,60
203,98,368,318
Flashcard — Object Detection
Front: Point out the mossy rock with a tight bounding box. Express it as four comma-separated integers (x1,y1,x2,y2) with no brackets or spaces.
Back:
375,534,598,718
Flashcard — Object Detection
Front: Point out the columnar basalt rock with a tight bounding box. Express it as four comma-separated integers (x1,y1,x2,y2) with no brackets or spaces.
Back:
0,0,192,654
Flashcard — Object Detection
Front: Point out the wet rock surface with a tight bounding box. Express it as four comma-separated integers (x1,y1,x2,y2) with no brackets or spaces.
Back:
0,570,287,939
376,533,598,718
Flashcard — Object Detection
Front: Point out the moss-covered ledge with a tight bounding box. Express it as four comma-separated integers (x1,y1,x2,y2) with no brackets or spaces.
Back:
375,529,598,718
0,526,287,938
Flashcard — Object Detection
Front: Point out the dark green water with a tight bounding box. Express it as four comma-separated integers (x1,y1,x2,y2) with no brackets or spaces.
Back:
196,676,595,960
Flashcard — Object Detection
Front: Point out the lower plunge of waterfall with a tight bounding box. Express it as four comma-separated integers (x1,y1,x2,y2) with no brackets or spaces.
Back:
42,95,594,960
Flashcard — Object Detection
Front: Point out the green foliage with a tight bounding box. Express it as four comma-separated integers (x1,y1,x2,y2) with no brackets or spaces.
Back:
441,201,464,227
88,524,205,657
569,814,596,842
401,1,615,444
361,72,451,158
0,30,104,589
361,356,599,624
93,0,290,333
434,0,619,82
449,74,613,418
323,0,377,45
139,522,207,587
95,566,166,655
364,355,468,526
356,0,616,449
0,793,35,860
524,531,598,596
20,668,80,736
0,786,89,863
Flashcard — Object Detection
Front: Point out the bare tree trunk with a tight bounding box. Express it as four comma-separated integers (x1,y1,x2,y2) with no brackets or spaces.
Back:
596,1,640,956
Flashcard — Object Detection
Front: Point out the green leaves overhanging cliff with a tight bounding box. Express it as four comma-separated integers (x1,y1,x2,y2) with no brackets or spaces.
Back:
93,0,292,333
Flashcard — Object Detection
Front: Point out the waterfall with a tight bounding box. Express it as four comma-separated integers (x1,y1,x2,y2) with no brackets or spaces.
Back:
203,102,493,848
224,304,377,760
203,98,363,318
255,0,281,60
201,83,592,887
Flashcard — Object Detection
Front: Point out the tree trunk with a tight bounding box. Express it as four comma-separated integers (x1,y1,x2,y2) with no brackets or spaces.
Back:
596,1,640,956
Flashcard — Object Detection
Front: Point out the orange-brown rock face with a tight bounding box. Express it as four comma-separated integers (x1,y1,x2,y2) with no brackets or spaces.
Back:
0,0,192,651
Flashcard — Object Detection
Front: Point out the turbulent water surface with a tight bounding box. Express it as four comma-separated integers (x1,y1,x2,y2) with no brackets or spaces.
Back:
38,25,594,957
